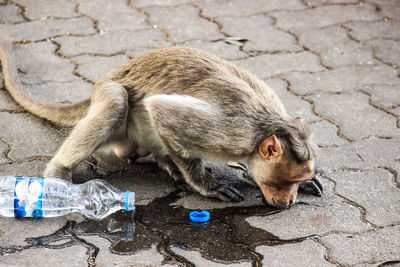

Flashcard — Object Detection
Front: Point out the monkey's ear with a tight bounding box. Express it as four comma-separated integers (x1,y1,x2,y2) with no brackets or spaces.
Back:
259,135,283,160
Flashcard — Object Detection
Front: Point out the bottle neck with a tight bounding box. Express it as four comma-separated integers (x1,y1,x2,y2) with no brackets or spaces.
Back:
124,190,135,212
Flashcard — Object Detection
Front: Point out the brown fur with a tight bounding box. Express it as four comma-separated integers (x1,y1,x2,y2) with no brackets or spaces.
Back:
0,36,317,206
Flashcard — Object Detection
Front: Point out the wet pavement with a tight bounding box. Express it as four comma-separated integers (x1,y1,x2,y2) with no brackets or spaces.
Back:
1,0,400,266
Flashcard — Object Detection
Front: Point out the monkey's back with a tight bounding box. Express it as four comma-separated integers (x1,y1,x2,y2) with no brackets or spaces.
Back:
107,47,287,118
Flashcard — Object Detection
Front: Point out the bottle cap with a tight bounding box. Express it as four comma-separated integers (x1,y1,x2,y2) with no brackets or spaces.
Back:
125,190,135,212
189,210,210,222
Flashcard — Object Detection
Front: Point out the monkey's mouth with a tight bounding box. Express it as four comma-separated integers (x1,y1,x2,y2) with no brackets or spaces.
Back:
261,194,295,209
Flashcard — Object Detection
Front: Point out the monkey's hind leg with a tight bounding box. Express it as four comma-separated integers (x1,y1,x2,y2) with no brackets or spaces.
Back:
145,94,244,202
44,81,128,180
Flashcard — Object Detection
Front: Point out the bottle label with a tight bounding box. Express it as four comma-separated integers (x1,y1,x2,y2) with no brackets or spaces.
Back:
14,177,44,218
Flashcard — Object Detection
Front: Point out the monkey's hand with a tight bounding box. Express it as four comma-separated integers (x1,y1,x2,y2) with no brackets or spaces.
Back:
171,159,245,202
198,168,244,202
188,168,244,202
298,175,324,196
44,159,73,182
206,184,244,202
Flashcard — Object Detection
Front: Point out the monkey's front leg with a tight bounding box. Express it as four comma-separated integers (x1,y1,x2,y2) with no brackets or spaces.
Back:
144,94,244,202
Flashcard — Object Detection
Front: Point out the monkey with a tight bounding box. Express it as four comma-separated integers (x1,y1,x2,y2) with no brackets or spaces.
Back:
0,36,322,208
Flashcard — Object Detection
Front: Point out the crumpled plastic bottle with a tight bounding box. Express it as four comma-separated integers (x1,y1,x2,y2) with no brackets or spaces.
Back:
0,176,134,220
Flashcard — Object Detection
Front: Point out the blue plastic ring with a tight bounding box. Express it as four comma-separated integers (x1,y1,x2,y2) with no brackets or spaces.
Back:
125,190,130,211
189,210,210,222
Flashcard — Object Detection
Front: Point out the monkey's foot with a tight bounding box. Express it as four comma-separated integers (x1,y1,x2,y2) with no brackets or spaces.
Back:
206,184,244,202
298,175,324,196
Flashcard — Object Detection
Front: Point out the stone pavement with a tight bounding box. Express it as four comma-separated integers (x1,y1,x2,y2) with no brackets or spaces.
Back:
0,0,399,266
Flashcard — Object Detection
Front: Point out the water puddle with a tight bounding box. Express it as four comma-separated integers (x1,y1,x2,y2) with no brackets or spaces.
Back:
18,189,309,266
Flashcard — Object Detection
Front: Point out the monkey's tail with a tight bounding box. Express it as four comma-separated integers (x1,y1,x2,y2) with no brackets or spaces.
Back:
0,36,90,124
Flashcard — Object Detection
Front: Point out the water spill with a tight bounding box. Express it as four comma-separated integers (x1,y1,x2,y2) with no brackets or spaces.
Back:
18,189,303,266
132,191,277,262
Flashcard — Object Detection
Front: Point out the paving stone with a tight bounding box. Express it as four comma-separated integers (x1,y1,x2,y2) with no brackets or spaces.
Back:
217,15,302,52
0,215,71,247
303,0,359,6
311,92,399,140
0,89,23,111
233,51,324,79
0,140,10,164
367,39,400,67
0,244,88,266
321,225,400,266
130,0,191,7
84,236,165,267
77,0,148,33
386,160,400,183
0,4,24,23
345,20,400,41
0,160,48,177
246,178,371,239
354,263,385,267
74,54,131,82
256,240,335,267
14,0,78,20
100,169,176,206
317,145,365,172
366,0,400,20
14,41,76,85
0,17,95,42
353,137,400,169
171,246,252,267
265,78,320,122
296,25,378,67
0,112,64,159
24,80,92,104
317,136,400,172
327,169,400,226
284,65,400,95
126,47,155,58
271,4,381,30
56,29,168,56
311,120,348,147
362,84,400,109
180,40,247,60
144,4,223,43
197,0,305,17
392,106,400,117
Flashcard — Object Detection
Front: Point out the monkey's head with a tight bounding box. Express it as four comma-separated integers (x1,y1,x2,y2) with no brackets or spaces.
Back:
249,117,317,208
